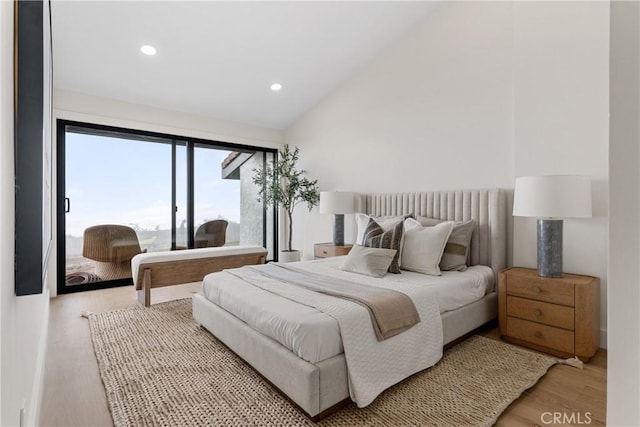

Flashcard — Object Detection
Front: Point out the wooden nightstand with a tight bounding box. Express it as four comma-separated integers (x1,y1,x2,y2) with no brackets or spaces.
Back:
314,243,352,260
498,267,600,362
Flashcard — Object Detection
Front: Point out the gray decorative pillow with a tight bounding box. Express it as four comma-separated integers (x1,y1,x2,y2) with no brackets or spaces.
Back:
417,217,475,271
340,245,397,278
417,217,442,227
356,213,414,245
362,218,404,274
441,220,475,271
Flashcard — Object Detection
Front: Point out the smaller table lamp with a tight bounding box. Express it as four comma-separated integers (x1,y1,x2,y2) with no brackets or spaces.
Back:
319,192,355,246
513,175,592,278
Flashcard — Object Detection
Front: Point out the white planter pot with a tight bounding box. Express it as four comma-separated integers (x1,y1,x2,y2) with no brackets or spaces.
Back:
279,250,301,263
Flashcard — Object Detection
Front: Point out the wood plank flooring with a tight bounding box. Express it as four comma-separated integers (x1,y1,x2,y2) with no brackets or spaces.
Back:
40,285,606,426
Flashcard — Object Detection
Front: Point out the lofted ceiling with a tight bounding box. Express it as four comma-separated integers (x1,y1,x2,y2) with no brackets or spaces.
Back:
51,1,438,130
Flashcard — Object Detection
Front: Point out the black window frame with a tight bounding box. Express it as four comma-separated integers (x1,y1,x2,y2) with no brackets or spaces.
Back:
56,119,278,295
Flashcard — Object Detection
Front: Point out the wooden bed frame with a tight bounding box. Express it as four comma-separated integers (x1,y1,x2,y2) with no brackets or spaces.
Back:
193,189,507,419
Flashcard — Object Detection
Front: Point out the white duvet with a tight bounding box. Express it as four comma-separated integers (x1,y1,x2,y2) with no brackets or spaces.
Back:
200,258,493,407
201,257,493,364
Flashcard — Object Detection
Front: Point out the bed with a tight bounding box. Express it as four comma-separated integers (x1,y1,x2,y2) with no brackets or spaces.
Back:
193,189,507,419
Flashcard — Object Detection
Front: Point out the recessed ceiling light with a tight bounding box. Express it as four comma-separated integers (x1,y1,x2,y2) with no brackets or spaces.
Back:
270,83,282,91
140,45,157,56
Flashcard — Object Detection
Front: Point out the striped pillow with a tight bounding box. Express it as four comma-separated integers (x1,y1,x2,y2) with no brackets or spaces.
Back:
362,218,404,274
356,213,415,245
417,216,475,271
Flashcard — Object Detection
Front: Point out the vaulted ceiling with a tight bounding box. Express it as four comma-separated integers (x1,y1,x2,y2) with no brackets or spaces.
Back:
51,1,437,130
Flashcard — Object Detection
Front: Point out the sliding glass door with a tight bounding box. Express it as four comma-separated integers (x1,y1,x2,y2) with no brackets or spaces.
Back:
194,145,241,246
193,144,275,256
57,121,277,294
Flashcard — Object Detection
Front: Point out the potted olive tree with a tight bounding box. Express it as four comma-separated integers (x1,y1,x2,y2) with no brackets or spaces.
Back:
252,144,319,262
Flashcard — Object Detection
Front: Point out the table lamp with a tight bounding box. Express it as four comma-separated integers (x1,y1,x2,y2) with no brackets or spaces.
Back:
319,192,354,246
513,175,592,278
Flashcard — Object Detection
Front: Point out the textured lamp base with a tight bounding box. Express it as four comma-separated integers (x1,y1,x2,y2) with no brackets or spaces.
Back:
333,214,345,246
537,219,563,278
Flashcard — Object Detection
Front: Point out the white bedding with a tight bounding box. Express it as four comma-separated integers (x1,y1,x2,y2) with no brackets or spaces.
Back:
201,256,494,364
211,259,443,408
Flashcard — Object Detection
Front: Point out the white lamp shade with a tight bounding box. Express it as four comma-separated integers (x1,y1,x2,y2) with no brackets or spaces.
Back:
513,175,592,218
319,191,355,214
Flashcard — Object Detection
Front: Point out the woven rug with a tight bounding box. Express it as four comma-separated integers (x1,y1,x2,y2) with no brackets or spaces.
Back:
89,298,558,427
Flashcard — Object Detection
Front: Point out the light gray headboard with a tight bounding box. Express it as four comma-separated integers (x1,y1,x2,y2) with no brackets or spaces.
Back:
358,189,507,278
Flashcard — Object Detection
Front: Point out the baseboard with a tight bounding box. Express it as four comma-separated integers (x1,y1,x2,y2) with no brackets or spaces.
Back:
599,328,608,349
26,287,50,427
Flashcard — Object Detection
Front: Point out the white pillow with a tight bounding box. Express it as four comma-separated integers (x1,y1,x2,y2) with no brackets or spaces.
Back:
340,244,397,278
355,214,405,245
400,219,454,276
417,216,476,271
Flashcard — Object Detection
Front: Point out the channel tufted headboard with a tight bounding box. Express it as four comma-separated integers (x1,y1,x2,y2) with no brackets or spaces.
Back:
357,189,507,280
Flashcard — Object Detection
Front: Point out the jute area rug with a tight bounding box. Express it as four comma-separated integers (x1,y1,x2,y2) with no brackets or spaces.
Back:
89,298,557,427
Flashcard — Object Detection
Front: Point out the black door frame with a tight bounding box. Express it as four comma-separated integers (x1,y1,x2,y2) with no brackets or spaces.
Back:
56,119,278,295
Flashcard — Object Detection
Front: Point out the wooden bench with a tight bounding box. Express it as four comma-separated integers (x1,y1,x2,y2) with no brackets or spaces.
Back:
131,245,267,307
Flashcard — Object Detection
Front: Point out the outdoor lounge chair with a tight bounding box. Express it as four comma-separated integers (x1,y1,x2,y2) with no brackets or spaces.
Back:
82,224,146,281
194,220,228,248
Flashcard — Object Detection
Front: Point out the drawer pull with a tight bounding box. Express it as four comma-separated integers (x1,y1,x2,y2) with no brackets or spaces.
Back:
532,286,542,294
533,309,542,317
534,331,543,339
323,250,328,255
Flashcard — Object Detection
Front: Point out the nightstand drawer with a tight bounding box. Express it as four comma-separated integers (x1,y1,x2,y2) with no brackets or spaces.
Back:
499,267,599,361
506,296,575,330
314,243,352,259
507,276,574,306
314,246,333,258
507,317,575,354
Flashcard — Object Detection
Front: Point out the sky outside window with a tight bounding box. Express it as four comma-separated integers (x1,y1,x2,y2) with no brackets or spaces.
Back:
65,132,240,237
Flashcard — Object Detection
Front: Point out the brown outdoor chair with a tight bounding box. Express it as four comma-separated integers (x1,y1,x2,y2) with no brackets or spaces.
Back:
194,220,228,248
82,224,146,281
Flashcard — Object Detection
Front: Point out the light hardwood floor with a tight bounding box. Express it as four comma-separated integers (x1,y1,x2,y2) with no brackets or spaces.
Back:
40,285,606,426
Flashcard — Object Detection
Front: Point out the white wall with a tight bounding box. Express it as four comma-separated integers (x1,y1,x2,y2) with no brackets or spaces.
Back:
55,90,284,149
608,1,640,425
286,1,515,259
0,2,51,426
286,1,609,342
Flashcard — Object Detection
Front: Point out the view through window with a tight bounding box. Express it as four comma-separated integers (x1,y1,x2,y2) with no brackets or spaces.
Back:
59,122,276,292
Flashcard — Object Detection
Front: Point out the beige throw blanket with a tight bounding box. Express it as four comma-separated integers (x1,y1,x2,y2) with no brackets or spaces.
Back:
247,263,421,341
225,263,443,407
